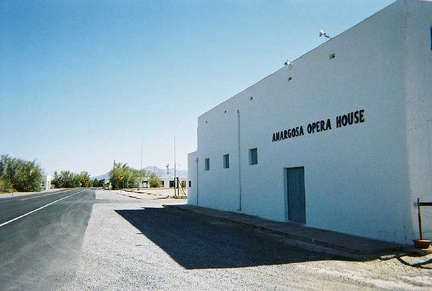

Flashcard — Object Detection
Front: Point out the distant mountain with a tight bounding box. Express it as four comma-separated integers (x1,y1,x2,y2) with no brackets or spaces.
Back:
91,166,187,180
92,172,110,181
144,166,163,175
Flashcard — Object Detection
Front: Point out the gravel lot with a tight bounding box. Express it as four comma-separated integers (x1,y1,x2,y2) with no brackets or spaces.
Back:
61,190,432,290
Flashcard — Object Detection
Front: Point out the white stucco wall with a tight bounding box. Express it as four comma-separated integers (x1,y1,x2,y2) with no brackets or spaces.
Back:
188,0,432,244
405,0,432,239
44,175,52,190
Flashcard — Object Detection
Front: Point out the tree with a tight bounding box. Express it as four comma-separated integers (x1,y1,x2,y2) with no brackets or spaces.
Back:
92,178,104,188
0,155,7,177
0,177,13,193
109,161,142,190
52,170,91,188
0,155,43,192
149,172,162,188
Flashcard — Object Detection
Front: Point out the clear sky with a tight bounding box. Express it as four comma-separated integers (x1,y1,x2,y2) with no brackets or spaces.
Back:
0,0,395,177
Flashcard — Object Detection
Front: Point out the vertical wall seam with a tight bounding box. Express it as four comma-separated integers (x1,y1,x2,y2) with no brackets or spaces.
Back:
237,109,242,212
196,157,199,206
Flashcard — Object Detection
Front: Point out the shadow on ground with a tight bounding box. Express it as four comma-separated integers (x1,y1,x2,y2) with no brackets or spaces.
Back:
115,207,348,269
380,254,432,270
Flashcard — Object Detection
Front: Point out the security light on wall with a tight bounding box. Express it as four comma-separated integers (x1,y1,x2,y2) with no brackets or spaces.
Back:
284,60,292,68
319,29,331,39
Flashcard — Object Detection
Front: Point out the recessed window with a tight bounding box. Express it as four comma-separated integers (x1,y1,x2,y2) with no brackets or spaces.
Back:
329,53,336,60
249,148,258,165
189,181,192,187
250,96,254,101
223,154,230,169
288,76,293,81
430,27,432,50
204,158,210,171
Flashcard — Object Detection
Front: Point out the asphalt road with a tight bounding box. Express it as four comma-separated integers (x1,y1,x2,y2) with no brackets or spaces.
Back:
0,188,95,291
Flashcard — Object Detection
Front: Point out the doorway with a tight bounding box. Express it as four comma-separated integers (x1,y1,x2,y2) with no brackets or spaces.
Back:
287,167,306,224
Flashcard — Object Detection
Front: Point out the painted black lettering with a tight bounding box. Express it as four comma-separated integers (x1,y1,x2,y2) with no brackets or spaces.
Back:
342,115,348,126
348,112,353,125
336,115,342,128
326,118,332,130
354,111,360,123
360,109,365,122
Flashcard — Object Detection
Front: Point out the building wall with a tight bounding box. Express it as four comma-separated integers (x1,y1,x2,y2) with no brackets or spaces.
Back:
188,0,431,244
405,0,432,238
44,175,52,190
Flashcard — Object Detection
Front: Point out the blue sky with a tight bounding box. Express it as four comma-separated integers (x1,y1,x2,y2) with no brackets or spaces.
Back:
0,0,395,176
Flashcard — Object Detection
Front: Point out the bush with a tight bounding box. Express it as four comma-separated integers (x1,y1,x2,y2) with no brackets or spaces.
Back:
52,170,91,188
149,176,162,188
0,177,13,193
0,155,43,192
109,162,142,190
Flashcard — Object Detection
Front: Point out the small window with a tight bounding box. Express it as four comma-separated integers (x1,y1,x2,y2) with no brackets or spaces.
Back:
329,53,336,60
189,181,192,187
223,154,230,169
430,27,432,50
205,158,210,171
249,148,258,165
288,76,293,81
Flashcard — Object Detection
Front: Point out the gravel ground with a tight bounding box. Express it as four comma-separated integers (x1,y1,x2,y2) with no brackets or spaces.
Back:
61,190,432,290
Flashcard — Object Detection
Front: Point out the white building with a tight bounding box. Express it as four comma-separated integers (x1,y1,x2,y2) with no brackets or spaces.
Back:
188,0,432,244
43,175,52,190
160,174,188,189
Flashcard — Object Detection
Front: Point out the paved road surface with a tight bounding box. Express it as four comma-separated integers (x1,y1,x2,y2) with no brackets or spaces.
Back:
0,189,95,291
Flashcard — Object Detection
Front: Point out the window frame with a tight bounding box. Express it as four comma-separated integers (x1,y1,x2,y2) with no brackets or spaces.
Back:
204,158,210,171
249,148,258,165
223,154,230,169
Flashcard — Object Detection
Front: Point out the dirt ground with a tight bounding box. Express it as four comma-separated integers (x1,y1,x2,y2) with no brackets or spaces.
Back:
60,190,432,290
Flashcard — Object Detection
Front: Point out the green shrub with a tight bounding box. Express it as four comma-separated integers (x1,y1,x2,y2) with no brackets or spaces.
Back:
1,155,43,192
0,177,13,193
149,176,162,188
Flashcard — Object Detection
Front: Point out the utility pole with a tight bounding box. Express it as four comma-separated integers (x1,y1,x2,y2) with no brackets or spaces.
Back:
173,135,177,197
140,136,143,171
140,136,143,190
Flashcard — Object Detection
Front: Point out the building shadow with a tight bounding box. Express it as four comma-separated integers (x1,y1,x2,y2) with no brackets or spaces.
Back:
115,207,348,270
